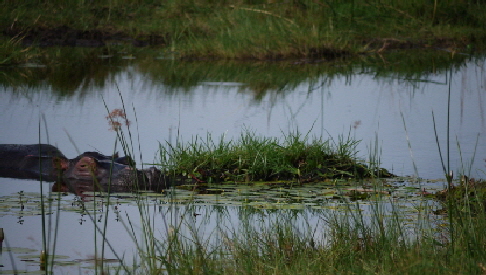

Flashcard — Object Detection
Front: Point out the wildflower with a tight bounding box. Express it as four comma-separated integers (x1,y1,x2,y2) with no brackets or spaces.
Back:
106,108,131,131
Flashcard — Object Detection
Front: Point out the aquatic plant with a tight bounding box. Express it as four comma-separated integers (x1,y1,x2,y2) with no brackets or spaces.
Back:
9,78,486,274
155,129,390,186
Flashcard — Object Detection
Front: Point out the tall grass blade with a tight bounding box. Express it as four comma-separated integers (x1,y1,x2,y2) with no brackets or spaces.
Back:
400,112,419,178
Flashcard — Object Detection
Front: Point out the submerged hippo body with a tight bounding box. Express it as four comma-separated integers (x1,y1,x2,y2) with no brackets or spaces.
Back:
0,144,68,181
1,144,167,193
62,151,167,192
65,152,166,188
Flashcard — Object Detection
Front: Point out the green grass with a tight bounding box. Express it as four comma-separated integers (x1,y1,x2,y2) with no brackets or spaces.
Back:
106,103,486,274
1,0,485,64
115,187,486,275
27,120,486,274
155,129,388,185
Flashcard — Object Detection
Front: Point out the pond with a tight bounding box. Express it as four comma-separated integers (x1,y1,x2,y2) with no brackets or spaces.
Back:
0,49,484,273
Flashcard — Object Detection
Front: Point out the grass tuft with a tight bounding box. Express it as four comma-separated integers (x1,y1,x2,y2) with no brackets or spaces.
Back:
156,129,388,185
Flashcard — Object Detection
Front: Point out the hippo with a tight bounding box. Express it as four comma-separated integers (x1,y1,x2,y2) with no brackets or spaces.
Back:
64,151,135,181
64,151,167,189
0,144,138,180
58,151,167,198
0,144,69,181
0,144,168,193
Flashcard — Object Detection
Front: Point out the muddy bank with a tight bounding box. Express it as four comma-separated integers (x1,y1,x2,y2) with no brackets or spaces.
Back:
4,24,167,48
3,24,476,61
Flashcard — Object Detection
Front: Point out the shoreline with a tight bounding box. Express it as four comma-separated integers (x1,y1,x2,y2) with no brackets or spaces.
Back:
2,1,485,64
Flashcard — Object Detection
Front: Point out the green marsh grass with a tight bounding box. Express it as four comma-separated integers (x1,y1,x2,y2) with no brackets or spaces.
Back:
110,194,486,274
156,129,376,184
112,117,486,274
2,0,485,62
30,89,486,274
107,116,484,274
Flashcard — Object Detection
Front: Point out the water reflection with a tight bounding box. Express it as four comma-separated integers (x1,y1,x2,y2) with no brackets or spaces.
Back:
0,50,484,273
1,52,484,179
0,182,444,273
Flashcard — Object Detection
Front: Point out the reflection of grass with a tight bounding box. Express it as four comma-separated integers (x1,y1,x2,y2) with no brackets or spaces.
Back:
1,45,475,99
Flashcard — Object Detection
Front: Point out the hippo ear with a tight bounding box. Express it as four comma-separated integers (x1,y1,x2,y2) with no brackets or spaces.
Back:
112,152,119,159
115,156,135,166
91,156,99,164
52,157,68,170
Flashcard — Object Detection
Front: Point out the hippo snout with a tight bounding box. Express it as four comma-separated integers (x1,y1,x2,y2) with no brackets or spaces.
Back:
68,156,99,179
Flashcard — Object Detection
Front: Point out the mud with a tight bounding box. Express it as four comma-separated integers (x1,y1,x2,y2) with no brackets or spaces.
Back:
4,24,167,48
4,23,471,60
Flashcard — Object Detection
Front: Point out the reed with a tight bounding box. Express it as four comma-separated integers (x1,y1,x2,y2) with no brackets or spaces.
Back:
118,192,486,274
30,80,486,274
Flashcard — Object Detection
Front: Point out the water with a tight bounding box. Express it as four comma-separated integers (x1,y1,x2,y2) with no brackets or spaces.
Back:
0,51,484,273
0,180,444,273
1,56,485,179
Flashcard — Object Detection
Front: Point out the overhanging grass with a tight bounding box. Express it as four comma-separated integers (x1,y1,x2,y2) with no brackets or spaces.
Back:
1,47,476,101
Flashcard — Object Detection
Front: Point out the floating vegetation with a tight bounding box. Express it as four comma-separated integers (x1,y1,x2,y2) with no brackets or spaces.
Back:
0,177,445,214
0,174,476,274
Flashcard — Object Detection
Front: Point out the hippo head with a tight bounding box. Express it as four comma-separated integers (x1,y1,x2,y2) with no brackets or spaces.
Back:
64,152,131,181
70,156,101,180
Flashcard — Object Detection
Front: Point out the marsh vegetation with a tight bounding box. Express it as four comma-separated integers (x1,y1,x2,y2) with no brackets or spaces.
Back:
1,1,486,273
2,0,486,64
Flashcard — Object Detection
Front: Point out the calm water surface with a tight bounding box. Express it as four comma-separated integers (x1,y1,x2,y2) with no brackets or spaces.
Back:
0,53,484,273
1,58,485,179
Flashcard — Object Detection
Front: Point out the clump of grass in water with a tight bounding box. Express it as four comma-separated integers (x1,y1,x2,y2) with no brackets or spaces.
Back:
156,129,384,185
87,103,486,274
34,89,486,274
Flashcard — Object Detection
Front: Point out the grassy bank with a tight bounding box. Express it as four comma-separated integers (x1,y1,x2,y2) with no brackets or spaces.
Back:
2,0,486,64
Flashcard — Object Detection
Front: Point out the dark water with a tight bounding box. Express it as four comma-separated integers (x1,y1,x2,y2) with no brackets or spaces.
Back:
0,50,484,273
